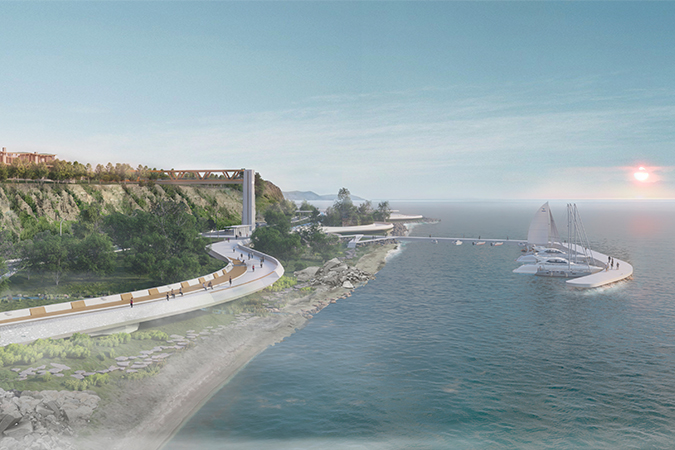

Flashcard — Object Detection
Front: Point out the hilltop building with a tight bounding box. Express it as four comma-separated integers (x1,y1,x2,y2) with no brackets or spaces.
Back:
0,147,56,165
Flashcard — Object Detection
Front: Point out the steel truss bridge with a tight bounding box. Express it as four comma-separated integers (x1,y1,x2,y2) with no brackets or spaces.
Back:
144,169,245,185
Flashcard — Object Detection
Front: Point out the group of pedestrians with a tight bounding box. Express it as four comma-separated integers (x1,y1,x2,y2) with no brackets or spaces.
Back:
129,240,247,308
607,256,620,271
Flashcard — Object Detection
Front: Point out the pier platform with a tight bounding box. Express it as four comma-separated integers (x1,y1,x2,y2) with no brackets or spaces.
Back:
352,234,632,288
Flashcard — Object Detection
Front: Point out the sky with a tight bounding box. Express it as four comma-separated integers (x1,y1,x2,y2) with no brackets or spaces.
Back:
1,2,674,200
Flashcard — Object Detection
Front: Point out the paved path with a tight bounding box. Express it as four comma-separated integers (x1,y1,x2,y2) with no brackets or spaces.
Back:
0,239,283,345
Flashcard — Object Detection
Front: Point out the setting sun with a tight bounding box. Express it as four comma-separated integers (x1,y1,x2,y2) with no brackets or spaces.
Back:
634,167,650,182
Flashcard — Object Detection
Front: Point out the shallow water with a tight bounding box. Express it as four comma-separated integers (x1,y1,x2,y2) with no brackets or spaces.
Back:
166,201,675,449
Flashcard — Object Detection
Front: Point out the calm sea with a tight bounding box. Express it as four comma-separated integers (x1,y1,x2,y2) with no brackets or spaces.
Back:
166,201,675,449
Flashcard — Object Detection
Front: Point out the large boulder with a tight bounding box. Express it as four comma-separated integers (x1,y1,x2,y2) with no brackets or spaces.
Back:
62,405,94,423
322,258,341,272
0,402,22,434
333,264,349,274
342,280,354,289
2,418,32,440
295,266,320,282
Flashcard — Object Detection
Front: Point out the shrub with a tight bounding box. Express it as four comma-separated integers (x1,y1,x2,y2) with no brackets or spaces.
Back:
89,373,109,387
97,332,131,347
63,378,89,391
132,330,169,341
264,275,297,292
65,346,91,359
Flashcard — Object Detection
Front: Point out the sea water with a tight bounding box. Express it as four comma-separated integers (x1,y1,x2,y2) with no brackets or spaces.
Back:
166,201,675,449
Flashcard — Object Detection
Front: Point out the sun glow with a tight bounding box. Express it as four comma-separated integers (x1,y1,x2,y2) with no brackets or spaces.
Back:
634,167,650,182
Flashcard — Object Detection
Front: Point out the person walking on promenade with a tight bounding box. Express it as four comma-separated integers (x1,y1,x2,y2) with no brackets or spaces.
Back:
166,292,170,301
179,287,183,297
203,283,207,291
130,298,133,308
229,276,232,286
171,289,175,299
617,262,620,270
208,281,213,290
252,265,255,272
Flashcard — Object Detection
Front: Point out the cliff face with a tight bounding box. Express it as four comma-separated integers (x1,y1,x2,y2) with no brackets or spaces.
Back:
262,180,284,204
0,183,244,236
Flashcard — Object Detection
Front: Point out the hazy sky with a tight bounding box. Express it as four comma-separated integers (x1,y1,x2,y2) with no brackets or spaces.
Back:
1,2,674,200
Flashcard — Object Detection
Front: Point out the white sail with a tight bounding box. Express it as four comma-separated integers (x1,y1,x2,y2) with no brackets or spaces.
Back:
527,202,559,246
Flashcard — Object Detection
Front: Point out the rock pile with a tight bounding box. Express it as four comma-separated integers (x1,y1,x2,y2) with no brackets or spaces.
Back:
295,258,373,289
0,388,99,449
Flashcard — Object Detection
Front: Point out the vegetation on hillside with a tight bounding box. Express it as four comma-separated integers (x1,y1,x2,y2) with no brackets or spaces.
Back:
322,188,391,226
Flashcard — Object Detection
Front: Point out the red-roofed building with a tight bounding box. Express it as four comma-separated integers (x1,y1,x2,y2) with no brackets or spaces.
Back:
0,147,56,165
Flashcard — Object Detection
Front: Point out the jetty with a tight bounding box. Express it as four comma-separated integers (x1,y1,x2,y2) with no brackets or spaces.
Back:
341,202,633,289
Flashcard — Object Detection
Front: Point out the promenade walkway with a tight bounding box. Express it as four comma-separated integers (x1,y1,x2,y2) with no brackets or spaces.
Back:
0,239,283,345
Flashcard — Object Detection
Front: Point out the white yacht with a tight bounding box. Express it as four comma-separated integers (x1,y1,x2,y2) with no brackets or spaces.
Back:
516,246,566,263
513,203,604,278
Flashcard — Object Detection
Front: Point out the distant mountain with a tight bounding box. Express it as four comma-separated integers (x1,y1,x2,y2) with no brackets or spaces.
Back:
283,191,366,202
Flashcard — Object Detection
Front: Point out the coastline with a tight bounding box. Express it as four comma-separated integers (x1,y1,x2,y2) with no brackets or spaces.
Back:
77,243,397,450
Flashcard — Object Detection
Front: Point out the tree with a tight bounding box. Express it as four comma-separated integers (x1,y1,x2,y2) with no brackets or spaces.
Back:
299,200,321,223
298,222,338,258
254,172,265,198
73,203,103,237
373,201,391,222
250,226,300,261
264,206,291,234
28,232,70,286
357,201,374,225
70,232,115,275
103,212,139,251
104,203,210,284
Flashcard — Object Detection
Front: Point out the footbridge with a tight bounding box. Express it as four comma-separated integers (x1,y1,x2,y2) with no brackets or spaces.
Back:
0,239,283,345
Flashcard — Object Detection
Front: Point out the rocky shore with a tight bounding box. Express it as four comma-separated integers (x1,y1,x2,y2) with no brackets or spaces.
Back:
0,388,99,450
0,242,397,450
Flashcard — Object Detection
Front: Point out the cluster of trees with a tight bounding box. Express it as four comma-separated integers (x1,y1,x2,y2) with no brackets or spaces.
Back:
9,199,217,287
251,200,338,261
0,159,160,183
104,201,214,283
322,188,391,227
251,188,393,262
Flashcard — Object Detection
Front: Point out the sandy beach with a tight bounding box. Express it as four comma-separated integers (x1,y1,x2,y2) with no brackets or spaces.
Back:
72,243,396,450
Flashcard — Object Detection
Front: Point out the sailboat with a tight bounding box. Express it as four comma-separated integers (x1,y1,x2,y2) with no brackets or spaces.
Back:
513,203,604,278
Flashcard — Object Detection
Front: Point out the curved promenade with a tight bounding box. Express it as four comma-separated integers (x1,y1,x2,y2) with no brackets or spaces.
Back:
0,239,284,346
561,243,633,288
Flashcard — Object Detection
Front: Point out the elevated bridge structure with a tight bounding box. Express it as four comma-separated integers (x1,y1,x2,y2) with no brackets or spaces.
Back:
146,169,245,185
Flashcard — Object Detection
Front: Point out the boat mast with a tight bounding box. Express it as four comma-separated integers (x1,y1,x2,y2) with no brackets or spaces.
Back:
567,204,572,270
566,203,593,272
573,204,593,271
